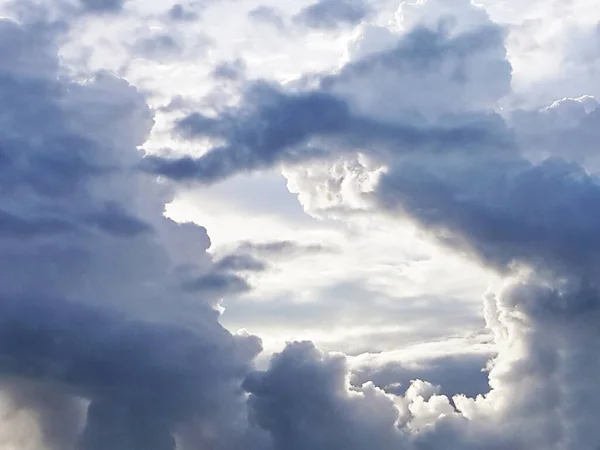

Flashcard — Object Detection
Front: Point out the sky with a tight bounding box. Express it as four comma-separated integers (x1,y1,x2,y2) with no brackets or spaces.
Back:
0,0,599,448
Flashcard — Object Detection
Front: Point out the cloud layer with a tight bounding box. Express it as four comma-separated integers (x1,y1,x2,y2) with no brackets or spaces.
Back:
2,0,600,449
144,0,600,448
0,12,263,450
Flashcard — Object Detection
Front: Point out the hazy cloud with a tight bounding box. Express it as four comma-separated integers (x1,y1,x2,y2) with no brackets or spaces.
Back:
293,0,372,30
249,6,285,31
6,0,600,449
79,0,125,13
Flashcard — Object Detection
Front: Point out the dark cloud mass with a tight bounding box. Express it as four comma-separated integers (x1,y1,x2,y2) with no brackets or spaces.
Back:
144,84,509,183
144,23,513,183
248,6,285,31
349,352,492,399
212,58,247,81
79,0,125,13
168,4,198,21
6,0,600,449
145,0,600,448
293,0,371,30
134,34,181,60
0,15,264,450
235,240,331,257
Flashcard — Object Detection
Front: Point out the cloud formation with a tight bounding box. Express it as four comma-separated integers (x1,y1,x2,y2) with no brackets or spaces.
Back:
79,0,125,13
142,0,600,448
0,13,263,450
5,0,600,449
292,0,372,30
144,13,512,183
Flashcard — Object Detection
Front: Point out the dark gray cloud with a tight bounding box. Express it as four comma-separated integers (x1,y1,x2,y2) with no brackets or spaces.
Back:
143,87,508,184
350,353,492,399
377,155,600,274
214,253,267,272
143,24,512,184
7,0,600,448
85,203,153,237
235,240,331,257
212,59,246,81
293,0,371,30
0,294,260,450
134,34,182,60
0,210,76,238
79,0,125,13
510,96,600,164
181,252,267,296
146,12,599,279
244,341,393,450
182,272,252,296
168,3,199,21
248,6,285,31
245,341,478,450
0,15,264,450
149,1,600,447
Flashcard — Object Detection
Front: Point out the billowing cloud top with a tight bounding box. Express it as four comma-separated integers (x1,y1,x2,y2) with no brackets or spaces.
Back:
2,0,600,449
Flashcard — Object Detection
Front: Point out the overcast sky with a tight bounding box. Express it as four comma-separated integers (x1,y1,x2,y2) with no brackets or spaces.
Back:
0,0,599,448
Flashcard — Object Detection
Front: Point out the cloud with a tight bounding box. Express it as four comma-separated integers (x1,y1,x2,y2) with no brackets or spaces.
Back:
7,0,600,449
143,18,512,183
143,84,509,184
376,155,600,275
245,341,504,450
510,96,600,165
182,272,252,296
130,28,212,63
293,0,372,30
234,240,332,257
248,6,286,31
146,0,600,448
86,202,153,237
0,14,264,450
214,253,267,272
349,352,492,399
168,4,199,22
78,0,125,13
0,209,76,238
134,34,182,60
212,59,247,81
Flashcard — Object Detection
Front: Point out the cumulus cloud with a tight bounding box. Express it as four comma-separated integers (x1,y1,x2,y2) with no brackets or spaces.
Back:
349,352,492,398
7,0,600,449
144,8,512,183
143,82,509,183
510,95,600,165
168,3,199,22
0,13,264,450
234,240,332,258
248,6,286,31
142,0,600,448
212,58,247,81
292,0,372,30
78,0,125,13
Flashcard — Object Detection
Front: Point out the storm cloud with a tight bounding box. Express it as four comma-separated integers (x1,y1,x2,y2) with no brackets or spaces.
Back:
144,20,513,184
146,0,600,448
79,0,125,13
0,14,263,450
292,0,372,30
5,0,600,449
